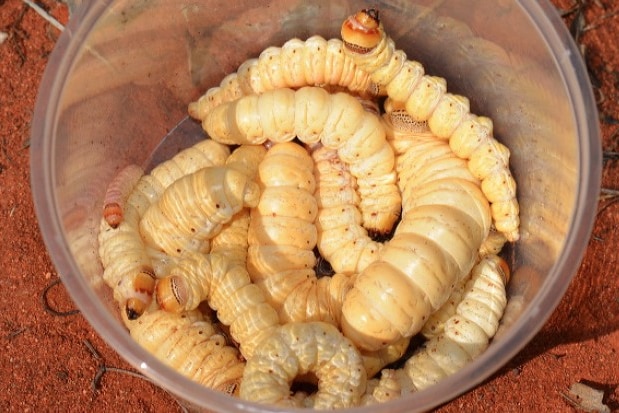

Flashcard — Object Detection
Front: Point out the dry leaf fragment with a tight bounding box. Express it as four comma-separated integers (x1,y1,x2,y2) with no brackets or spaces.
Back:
561,382,611,413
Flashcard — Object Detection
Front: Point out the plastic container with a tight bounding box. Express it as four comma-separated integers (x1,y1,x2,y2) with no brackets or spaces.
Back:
30,0,602,411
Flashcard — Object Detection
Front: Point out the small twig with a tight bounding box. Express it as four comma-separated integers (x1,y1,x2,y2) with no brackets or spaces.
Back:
41,278,81,317
5,327,26,340
599,187,619,201
582,9,619,32
1,136,14,165
571,7,587,46
21,0,65,32
5,5,28,65
557,1,614,98
600,113,619,125
92,365,163,390
558,0,585,18
596,191,619,220
558,0,588,43
22,0,117,72
603,150,619,161
83,338,103,361
83,340,189,412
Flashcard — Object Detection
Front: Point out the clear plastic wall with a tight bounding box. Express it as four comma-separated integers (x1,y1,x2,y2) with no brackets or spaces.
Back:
30,0,601,411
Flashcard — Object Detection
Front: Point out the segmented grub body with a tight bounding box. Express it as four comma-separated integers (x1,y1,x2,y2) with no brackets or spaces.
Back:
420,235,507,340
148,139,232,192
152,147,271,353
129,309,245,395
361,368,414,406
210,145,268,267
420,269,471,340
98,140,230,319
209,209,251,268
203,86,400,234
341,128,492,351
188,35,376,120
239,321,367,409
383,116,508,341
102,164,144,229
341,9,520,241
155,251,280,359
98,175,157,320
312,146,382,274
139,165,260,257
97,8,520,404
384,104,507,257
247,142,354,326
362,254,510,404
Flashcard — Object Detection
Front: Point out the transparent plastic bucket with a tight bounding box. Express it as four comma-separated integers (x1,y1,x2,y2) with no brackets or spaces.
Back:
30,0,602,411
